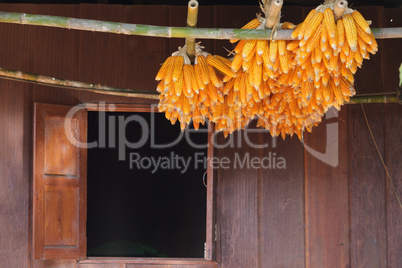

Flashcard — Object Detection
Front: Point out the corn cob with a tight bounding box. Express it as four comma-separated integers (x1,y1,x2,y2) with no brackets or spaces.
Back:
208,65,223,88
343,14,358,52
303,11,324,41
337,19,345,48
194,63,206,90
172,56,184,82
352,10,371,34
269,41,278,63
242,40,257,58
197,55,211,85
356,23,372,45
207,54,236,78
296,9,317,39
156,56,173,81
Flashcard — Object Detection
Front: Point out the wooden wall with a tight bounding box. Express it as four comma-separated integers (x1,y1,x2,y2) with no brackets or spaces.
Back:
0,3,400,268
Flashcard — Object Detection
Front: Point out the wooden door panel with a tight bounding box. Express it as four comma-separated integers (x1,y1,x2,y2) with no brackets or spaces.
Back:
34,103,87,260
44,116,79,176
44,185,79,247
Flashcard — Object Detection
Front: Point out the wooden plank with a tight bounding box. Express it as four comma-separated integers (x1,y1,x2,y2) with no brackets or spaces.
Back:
349,7,388,268
206,123,215,261
33,259,77,268
349,104,387,268
125,5,169,92
31,5,79,106
377,7,402,93
260,136,305,268
304,107,350,268
78,4,125,88
80,257,217,265
215,124,259,267
382,7,402,268
76,4,156,105
0,4,33,268
385,103,402,268
79,264,122,268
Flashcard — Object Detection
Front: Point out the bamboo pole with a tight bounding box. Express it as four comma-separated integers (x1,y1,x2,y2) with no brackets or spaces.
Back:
186,0,198,62
0,11,401,40
349,94,399,104
0,67,159,100
0,67,399,104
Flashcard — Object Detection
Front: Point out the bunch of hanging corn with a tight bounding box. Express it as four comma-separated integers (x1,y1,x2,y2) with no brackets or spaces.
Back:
290,0,377,111
156,44,236,131
155,0,378,140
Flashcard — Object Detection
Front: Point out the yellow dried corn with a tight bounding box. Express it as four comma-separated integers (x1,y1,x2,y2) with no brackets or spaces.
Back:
242,40,257,58
194,64,205,90
337,19,345,48
207,54,236,78
356,23,372,45
156,56,173,81
197,55,211,85
343,14,358,52
306,24,322,53
352,10,371,34
208,65,223,87
163,56,176,85
174,72,184,96
303,11,324,41
269,40,278,63
172,56,184,82
297,9,317,39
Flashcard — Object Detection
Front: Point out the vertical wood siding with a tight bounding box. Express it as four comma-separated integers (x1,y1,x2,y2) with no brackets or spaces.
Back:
0,4,400,268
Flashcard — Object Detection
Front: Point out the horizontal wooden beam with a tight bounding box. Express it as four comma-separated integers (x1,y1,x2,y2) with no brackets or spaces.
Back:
0,67,159,100
0,67,399,104
0,11,401,40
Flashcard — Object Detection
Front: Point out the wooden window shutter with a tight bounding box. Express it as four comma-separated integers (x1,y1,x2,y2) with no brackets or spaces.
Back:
33,103,87,260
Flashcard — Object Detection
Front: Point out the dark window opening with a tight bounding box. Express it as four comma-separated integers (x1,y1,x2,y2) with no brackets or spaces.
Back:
87,111,208,258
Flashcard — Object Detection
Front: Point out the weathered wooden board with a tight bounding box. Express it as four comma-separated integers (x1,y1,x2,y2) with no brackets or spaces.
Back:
304,107,350,268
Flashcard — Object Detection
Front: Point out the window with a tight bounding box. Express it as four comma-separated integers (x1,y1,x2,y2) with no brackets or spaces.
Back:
33,103,216,264
86,111,208,258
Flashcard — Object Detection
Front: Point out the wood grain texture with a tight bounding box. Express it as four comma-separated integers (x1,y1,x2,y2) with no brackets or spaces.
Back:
33,259,77,268
79,264,122,268
0,4,33,268
33,103,87,260
31,5,80,106
76,4,157,105
215,125,259,267
382,8,402,268
260,135,305,268
349,103,387,268
304,107,350,268
385,103,402,268
349,8,388,268
125,5,169,92
0,4,400,268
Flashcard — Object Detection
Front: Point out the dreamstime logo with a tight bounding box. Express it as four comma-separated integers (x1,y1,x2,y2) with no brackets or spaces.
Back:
64,102,340,168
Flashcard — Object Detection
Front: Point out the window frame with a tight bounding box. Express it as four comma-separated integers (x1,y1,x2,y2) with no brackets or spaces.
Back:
81,103,217,266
